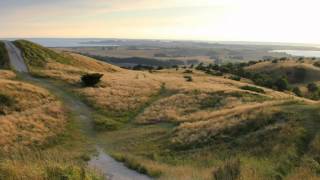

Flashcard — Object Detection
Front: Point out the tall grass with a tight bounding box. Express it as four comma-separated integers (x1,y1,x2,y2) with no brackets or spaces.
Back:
0,150,104,180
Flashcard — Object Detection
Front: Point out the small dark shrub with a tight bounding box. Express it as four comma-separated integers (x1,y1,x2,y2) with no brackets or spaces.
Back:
314,61,320,68
81,73,103,87
184,75,193,82
0,94,14,115
0,94,13,106
212,158,241,180
241,86,265,94
183,69,193,74
230,76,241,81
275,78,289,91
307,83,319,93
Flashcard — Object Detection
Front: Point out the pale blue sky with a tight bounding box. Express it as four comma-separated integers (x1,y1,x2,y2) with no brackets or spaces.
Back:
1,0,320,43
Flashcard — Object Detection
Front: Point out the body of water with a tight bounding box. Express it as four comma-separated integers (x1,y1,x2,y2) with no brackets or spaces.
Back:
272,50,320,57
2,38,120,47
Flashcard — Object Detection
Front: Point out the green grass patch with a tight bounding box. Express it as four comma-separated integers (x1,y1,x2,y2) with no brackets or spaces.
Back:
241,85,265,94
14,40,71,69
93,113,123,131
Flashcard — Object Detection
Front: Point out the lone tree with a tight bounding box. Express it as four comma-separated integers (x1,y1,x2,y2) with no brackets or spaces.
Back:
81,73,103,87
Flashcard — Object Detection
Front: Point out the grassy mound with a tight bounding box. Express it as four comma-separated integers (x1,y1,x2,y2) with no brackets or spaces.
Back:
14,40,71,69
246,59,320,84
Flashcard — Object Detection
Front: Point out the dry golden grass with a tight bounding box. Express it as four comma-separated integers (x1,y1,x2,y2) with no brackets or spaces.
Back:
0,70,16,79
171,103,284,146
0,149,103,180
32,52,315,115
0,78,66,152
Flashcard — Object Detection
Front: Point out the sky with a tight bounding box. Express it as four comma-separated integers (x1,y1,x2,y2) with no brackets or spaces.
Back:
1,0,320,43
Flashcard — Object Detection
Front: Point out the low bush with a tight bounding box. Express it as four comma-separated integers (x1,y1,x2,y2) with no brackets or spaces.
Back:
275,78,289,91
241,86,265,94
0,94,14,115
230,76,241,81
183,75,193,82
307,83,319,93
183,69,193,74
314,61,320,68
81,73,103,87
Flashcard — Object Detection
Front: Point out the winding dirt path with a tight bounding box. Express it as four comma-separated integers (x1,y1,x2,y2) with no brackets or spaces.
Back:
4,41,152,180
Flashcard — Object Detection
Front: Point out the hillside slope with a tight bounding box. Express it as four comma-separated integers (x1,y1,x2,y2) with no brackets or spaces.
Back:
246,59,320,84
7,40,320,179
0,43,103,179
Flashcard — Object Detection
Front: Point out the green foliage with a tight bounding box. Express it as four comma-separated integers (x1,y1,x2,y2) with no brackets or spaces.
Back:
14,40,71,68
307,83,319,93
183,69,193,74
81,73,103,87
212,159,241,180
230,76,241,81
314,61,320,68
275,78,289,91
200,95,224,109
0,42,10,69
292,87,302,97
183,75,193,82
240,86,265,94
293,67,307,83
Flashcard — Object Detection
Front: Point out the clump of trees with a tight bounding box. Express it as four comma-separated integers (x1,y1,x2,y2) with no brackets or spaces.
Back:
195,62,291,91
81,73,103,87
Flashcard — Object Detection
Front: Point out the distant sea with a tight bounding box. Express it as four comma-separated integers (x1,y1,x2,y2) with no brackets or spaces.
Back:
271,50,320,57
2,38,119,47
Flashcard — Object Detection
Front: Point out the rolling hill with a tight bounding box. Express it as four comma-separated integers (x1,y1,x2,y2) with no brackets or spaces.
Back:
0,40,319,180
246,59,320,84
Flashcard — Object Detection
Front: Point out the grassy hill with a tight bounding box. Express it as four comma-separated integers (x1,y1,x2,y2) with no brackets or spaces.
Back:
1,40,320,179
246,59,320,84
